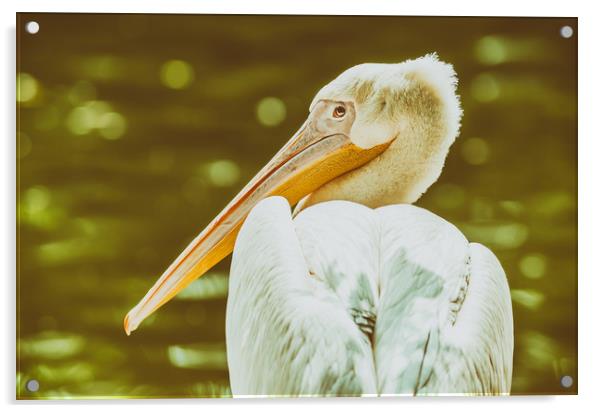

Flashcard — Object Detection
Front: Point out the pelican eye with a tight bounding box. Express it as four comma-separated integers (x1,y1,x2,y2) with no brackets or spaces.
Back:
332,105,346,118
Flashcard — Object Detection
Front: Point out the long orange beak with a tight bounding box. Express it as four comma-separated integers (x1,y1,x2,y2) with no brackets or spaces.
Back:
124,99,390,335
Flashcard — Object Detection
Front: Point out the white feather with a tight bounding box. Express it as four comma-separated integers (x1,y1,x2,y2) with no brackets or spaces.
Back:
226,196,513,396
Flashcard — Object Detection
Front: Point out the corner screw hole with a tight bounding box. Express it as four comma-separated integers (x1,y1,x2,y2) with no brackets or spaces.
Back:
560,375,573,388
25,21,40,34
26,379,40,392
560,25,573,39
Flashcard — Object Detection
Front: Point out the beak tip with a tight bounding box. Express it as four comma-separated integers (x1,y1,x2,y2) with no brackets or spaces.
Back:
123,312,135,336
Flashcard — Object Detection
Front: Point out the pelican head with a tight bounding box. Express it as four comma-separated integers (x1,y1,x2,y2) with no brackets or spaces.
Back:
124,53,462,334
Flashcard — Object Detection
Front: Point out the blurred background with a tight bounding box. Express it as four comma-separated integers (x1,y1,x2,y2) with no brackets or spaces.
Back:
16,14,577,398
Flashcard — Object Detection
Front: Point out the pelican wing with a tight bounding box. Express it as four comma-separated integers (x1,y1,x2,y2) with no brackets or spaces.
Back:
227,197,513,396
374,206,513,395
414,242,514,395
226,197,377,396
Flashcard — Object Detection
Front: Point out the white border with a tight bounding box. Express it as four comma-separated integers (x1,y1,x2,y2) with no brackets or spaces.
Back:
3,1,600,412
3,0,584,16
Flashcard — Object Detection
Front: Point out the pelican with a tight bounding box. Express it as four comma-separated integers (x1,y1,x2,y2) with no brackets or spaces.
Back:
124,53,514,396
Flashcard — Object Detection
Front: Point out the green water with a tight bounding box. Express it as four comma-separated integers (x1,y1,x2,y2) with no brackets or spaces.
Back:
16,14,577,398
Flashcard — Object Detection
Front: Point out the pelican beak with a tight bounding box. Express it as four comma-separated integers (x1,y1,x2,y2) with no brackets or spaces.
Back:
124,99,390,335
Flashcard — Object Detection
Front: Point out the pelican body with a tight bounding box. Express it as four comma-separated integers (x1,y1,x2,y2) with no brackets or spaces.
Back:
124,54,514,396
228,197,512,395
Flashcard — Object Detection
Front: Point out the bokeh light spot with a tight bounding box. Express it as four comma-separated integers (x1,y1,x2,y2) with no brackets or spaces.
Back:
494,223,529,248
206,160,240,187
475,36,508,65
18,185,64,231
20,331,86,360
462,222,530,250
177,272,228,301
17,73,39,103
75,218,98,237
530,191,575,217
167,344,227,369
511,289,545,310
523,331,557,369
461,137,490,165
190,381,232,397
256,97,287,127
160,59,195,90
519,253,548,279
471,73,501,102
86,101,113,119
23,186,51,214
65,100,127,139
66,106,96,135
98,112,127,140
499,200,525,217
30,361,95,386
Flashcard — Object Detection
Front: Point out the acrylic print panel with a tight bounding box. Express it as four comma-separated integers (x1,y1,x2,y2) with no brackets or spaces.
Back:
16,13,577,399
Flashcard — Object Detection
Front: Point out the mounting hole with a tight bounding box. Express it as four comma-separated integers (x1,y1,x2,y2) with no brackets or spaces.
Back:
25,379,40,392
25,21,40,34
560,375,573,388
560,25,573,39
